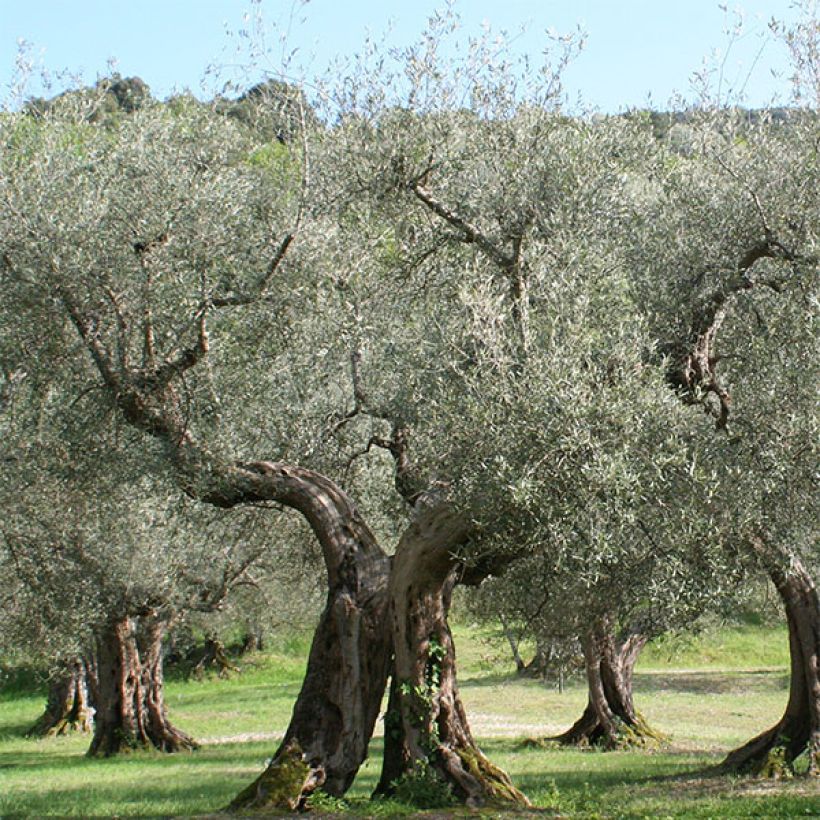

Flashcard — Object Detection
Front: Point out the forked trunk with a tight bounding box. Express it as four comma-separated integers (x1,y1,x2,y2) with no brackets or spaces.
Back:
723,553,819,776
87,615,197,756
383,506,530,809
27,657,94,737
550,619,658,748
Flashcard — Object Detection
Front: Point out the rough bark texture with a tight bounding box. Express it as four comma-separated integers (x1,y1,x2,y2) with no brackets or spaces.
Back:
374,672,406,798
385,505,530,809
723,553,820,776
549,620,658,748
87,615,197,756
227,470,393,812
27,657,94,737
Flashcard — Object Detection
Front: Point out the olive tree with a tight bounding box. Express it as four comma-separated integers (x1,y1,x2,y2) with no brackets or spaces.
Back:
620,97,818,773
0,87,395,805
308,26,731,793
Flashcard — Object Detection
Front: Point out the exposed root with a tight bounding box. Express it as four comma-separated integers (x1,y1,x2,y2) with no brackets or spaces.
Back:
538,710,664,751
227,740,325,813
454,745,531,808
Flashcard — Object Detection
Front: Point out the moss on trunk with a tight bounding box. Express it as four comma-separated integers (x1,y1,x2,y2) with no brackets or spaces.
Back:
228,741,324,812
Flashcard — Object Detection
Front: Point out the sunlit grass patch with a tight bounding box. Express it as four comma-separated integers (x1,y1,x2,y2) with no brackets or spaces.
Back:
1,626,817,818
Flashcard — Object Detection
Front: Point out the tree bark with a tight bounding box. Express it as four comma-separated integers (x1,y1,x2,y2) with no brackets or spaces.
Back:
499,616,527,675
382,505,530,808
61,320,390,806
550,619,658,748
227,467,393,811
722,553,819,776
193,635,240,678
87,615,197,756
27,657,94,737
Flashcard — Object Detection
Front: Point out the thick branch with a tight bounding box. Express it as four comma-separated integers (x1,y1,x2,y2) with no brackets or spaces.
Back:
410,183,513,271
672,235,803,428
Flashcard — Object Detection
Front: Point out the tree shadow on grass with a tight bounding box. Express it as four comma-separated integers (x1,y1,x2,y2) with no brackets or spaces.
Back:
0,721,41,739
634,669,788,695
0,777,242,818
0,743,281,816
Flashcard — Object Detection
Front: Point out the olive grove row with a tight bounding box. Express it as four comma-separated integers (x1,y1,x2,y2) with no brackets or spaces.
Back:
0,7,817,811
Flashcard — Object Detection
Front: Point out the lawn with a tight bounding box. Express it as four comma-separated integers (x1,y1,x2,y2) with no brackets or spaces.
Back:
0,624,817,818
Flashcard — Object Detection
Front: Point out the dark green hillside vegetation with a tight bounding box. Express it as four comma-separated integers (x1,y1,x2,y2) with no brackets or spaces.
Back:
0,2,817,816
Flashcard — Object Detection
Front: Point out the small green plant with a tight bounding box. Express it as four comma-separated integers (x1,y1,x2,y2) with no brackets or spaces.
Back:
425,634,446,690
539,778,562,811
306,789,349,812
396,634,448,753
391,759,455,809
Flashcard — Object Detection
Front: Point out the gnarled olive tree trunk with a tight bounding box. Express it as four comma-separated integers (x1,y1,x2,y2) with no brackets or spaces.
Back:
27,656,95,737
87,614,197,756
226,464,393,812
550,619,658,748
723,552,819,776
62,310,391,807
381,505,530,809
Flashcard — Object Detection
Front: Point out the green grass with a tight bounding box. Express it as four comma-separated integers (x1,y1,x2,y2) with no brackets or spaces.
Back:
1,624,817,818
640,622,791,670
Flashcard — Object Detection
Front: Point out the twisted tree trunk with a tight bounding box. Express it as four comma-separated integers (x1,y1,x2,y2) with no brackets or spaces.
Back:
381,506,530,809
27,657,94,737
73,368,395,808
550,619,658,748
87,615,197,756
723,552,819,776
60,308,391,807
227,465,393,812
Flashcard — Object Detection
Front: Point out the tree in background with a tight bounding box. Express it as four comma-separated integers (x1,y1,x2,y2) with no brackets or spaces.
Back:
619,93,818,772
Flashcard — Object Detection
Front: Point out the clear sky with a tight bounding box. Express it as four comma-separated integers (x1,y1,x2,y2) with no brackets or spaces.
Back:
0,1,806,112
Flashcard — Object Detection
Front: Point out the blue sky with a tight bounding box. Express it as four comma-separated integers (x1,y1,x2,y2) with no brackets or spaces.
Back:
0,1,806,111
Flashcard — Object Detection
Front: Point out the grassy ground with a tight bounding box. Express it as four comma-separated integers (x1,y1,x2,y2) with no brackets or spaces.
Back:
0,624,817,818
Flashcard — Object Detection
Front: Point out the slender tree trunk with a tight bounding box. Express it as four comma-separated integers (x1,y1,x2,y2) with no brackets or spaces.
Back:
382,505,530,808
499,616,526,675
723,552,819,776
87,615,197,756
550,619,657,748
27,657,94,737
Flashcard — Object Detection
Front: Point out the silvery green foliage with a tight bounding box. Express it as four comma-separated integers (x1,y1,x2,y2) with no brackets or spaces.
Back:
310,13,816,632
0,81,383,663
0,5,815,669
620,106,818,566
312,48,720,580
0,384,304,662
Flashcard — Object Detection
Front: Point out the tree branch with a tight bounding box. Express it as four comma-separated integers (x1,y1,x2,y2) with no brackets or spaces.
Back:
672,234,805,429
410,182,514,271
